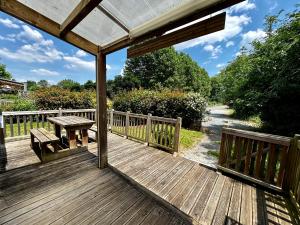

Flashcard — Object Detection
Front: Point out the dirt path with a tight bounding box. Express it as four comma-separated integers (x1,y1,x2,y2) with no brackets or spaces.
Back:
180,105,258,168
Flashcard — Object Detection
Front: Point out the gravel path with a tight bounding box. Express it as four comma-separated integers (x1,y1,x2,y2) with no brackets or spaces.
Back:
180,105,258,169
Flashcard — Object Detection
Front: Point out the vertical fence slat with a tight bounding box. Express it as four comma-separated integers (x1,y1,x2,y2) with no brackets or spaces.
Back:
42,114,45,128
146,114,151,145
17,116,20,136
173,117,182,153
277,145,288,187
23,115,27,135
3,116,6,138
254,141,264,178
30,115,33,129
244,139,253,175
36,114,39,128
266,143,277,184
9,116,13,137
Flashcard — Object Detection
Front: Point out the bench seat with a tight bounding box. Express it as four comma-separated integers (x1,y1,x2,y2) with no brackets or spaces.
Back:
30,128,60,162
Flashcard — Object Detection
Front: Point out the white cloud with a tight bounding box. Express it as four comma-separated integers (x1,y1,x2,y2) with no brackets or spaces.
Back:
216,63,226,69
175,14,251,50
0,18,20,29
18,25,43,42
0,43,63,63
106,64,111,70
31,68,60,76
226,41,234,48
64,56,95,71
0,25,63,63
241,28,267,48
230,0,256,13
0,35,15,42
203,45,222,59
75,50,87,57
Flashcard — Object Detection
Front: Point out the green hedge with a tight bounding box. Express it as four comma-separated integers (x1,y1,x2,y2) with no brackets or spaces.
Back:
32,87,95,110
113,90,207,128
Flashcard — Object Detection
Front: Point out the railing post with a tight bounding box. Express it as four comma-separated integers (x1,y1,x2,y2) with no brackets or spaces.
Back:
125,111,130,138
283,134,300,193
146,113,152,145
173,117,182,153
0,112,7,173
58,107,62,116
110,109,114,132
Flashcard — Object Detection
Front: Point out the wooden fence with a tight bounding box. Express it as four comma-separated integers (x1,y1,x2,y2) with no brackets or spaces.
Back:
1,109,181,153
1,109,98,138
284,134,300,214
218,127,292,191
110,111,181,152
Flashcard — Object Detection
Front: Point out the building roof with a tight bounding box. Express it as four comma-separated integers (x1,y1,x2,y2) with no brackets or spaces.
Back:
0,0,243,55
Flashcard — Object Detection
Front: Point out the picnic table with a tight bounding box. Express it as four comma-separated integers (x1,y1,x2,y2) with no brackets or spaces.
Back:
47,116,95,149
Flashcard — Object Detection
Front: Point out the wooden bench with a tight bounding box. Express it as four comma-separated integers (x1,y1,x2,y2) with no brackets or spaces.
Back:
30,128,60,162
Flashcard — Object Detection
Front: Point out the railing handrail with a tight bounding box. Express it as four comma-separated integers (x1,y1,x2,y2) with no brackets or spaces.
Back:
218,127,293,191
2,108,98,116
1,108,181,153
222,127,291,146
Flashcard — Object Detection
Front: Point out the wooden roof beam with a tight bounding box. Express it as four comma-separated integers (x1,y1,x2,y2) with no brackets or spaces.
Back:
96,5,129,33
60,0,103,37
127,12,226,58
0,0,98,55
102,0,244,55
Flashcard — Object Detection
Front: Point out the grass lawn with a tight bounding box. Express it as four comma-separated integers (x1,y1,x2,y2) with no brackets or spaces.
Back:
207,149,220,158
180,128,204,150
5,121,54,137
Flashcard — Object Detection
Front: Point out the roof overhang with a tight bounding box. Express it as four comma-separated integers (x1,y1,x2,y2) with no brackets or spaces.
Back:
0,0,244,55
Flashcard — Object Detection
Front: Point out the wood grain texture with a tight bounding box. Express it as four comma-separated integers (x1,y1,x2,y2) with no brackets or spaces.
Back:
1,133,297,225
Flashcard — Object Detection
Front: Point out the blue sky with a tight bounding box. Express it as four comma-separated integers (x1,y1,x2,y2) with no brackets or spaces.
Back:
0,0,298,84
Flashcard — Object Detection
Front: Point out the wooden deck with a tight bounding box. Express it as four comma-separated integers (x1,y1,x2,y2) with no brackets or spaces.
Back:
1,133,299,225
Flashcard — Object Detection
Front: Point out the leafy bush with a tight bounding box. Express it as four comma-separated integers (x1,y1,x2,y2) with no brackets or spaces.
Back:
0,99,37,112
32,87,95,110
213,9,300,135
113,90,207,128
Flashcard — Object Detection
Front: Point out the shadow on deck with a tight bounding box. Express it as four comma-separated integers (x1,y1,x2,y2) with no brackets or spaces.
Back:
0,133,298,225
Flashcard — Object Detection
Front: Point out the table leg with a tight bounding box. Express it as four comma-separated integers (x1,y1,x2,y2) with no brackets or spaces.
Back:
54,124,61,139
30,132,34,148
81,129,89,146
68,129,77,149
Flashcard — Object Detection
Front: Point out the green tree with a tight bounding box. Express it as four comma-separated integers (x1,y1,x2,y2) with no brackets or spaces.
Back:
109,47,211,97
0,64,12,80
209,76,223,103
216,8,300,135
83,80,96,90
27,80,38,91
38,80,49,88
57,79,81,91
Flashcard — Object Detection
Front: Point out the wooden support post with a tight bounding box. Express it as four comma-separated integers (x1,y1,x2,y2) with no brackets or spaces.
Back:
125,111,130,138
146,113,152,145
173,117,182,153
283,134,300,193
0,112,7,172
110,109,114,131
96,51,108,169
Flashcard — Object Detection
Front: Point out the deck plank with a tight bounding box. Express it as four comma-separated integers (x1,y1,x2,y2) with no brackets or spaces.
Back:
1,133,297,225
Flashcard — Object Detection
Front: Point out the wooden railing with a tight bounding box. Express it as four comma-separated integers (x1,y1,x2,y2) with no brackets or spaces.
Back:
284,134,300,213
1,109,99,138
110,111,182,153
1,109,181,153
218,127,291,191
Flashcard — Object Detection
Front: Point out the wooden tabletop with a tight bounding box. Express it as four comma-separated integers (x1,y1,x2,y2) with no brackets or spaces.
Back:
47,116,95,128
